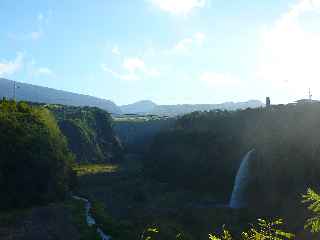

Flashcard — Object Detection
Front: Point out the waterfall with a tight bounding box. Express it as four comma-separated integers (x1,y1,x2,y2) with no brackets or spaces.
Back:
72,195,111,240
229,149,255,209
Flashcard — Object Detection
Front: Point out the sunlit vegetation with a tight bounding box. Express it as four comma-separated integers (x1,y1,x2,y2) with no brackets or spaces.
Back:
209,218,295,240
113,114,168,122
140,219,295,240
48,104,124,163
73,164,119,176
302,188,320,234
139,189,320,240
0,99,75,209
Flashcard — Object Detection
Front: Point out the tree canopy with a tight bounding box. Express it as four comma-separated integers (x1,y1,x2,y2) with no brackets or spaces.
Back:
0,99,75,209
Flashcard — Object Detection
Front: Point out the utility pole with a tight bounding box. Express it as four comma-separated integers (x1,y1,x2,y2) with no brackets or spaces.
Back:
266,97,271,108
309,88,312,102
12,81,20,101
13,81,16,101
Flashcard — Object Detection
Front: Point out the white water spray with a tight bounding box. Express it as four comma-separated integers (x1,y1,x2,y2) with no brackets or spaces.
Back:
72,195,111,240
229,149,255,209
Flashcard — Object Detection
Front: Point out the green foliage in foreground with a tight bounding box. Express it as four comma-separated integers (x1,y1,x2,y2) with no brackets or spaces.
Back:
139,189,320,240
0,99,75,209
141,219,294,240
302,188,320,234
210,219,294,240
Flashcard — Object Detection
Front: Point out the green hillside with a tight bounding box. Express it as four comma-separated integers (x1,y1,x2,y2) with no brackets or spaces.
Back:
0,99,75,210
47,104,124,164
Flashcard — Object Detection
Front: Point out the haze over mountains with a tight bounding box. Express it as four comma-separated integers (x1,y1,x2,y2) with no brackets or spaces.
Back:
122,100,264,116
0,78,264,116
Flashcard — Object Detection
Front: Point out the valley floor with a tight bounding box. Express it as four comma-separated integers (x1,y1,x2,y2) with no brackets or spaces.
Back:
1,156,313,240
73,156,258,240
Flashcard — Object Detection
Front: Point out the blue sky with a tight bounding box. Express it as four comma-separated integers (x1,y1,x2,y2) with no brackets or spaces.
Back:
1,0,320,105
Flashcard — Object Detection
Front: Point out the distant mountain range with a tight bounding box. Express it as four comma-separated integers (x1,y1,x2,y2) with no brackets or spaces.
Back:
0,78,121,114
121,100,264,116
120,100,157,114
0,78,264,116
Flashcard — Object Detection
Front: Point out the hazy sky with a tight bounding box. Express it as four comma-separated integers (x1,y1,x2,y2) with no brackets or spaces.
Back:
1,0,320,105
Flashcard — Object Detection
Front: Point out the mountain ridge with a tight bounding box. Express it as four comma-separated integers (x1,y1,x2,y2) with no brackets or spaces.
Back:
0,78,121,114
0,78,264,116
120,100,157,114
120,99,264,116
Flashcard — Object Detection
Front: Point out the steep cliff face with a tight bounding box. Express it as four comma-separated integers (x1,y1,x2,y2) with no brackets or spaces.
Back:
48,105,124,163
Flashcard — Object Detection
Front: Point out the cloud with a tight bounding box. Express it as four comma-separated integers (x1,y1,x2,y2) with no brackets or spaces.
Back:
36,67,54,76
28,12,50,41
102,65,140,81
257,0,320,93
123,58,145,72
102,57,160,81
112,45,120,55
171,32,206,54
150,0,207,15
9,11,51,41
0,53,24,76
30,31,43,40
200,72,240,87
174,38,194,53
286,0,320,18
25,59,56,79
194,32,206,45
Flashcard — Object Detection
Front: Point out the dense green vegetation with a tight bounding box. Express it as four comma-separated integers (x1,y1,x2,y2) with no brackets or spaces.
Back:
144,103,320,226
4,99,320,239
144,110,249,200
0,99,75,209
48,105,124,163
113,117,174,153
140,189,320,239
71,102,320,239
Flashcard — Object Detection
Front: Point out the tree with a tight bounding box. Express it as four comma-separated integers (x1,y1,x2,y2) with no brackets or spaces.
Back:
0,100,75,209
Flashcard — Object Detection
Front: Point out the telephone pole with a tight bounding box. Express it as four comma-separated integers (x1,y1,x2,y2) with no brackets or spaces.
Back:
13,81,16,101
12,81,20,101
309,88,312,102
